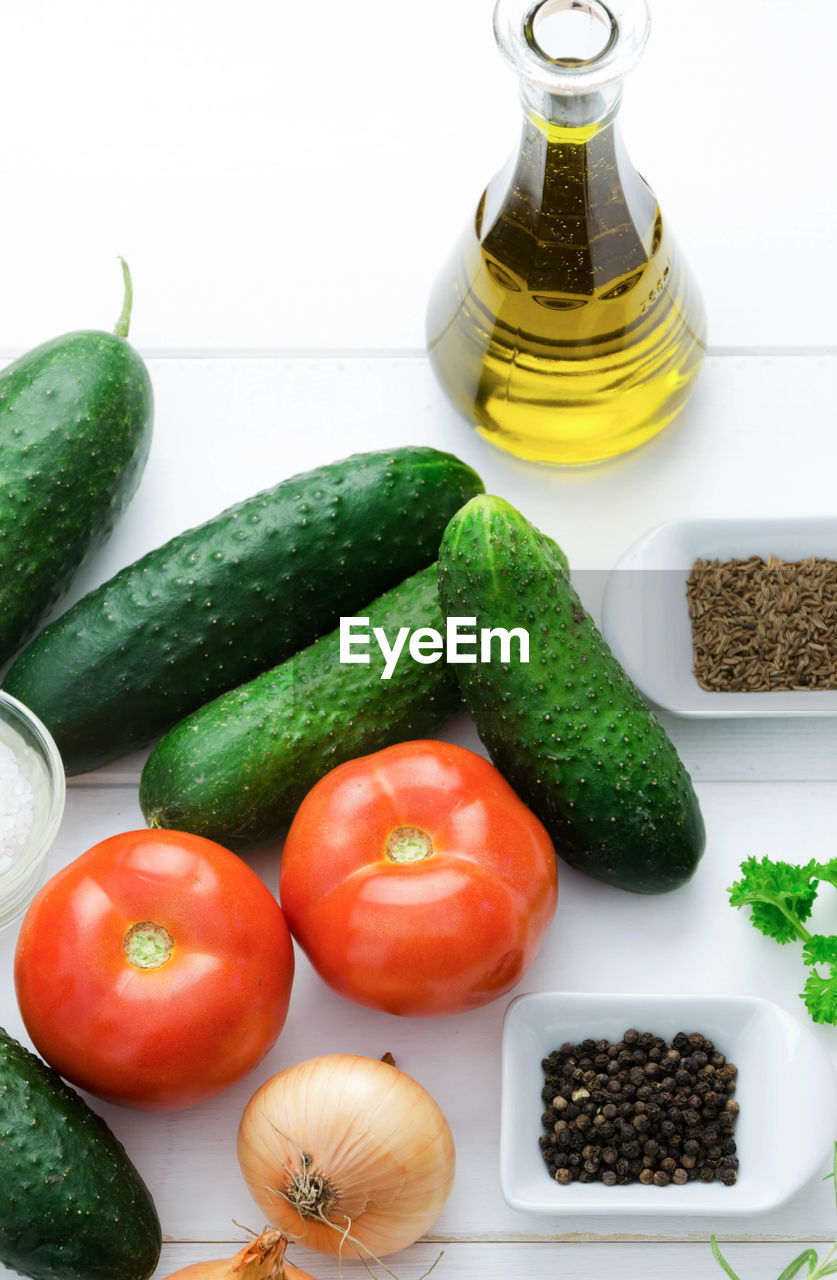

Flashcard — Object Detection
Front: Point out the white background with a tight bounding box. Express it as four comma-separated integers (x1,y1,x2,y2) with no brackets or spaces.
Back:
1,0,835,354
1,2,837,1278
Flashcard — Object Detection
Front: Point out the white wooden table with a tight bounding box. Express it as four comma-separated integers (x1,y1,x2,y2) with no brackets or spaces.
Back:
2,2,837,1278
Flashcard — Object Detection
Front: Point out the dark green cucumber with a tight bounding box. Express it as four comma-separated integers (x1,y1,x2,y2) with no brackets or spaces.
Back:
0,1026,161,1280
437,496,705,894
140,563,460,851
5,446,482,775
0,263,153,667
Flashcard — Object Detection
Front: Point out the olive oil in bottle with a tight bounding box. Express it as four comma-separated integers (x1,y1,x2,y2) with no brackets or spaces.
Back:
427,0,706,466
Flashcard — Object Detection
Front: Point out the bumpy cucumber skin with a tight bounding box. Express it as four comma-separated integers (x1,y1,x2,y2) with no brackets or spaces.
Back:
140,564,461,851
0,331,153,666
5,447,482,775
0,1027,161,1280
437,496,705,894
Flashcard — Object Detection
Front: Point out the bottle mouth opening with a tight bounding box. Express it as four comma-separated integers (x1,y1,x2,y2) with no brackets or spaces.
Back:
525,0,617,68
494,0,650,95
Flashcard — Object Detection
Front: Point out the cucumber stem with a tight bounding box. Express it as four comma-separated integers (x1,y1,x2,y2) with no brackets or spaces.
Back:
113,257,134,338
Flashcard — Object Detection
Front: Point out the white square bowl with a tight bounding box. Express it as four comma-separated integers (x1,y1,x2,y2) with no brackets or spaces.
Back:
500,991,837,1216
600,517,837,717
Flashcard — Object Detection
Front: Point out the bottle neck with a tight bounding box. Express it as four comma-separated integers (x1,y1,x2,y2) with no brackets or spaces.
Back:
494,0,650,127
519,78,623,131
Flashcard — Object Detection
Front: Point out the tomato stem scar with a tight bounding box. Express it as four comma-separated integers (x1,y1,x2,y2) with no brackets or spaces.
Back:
123,921,174,969
386,826,433,864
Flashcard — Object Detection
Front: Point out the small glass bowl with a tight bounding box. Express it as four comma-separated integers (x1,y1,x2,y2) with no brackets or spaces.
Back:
0,691,66,931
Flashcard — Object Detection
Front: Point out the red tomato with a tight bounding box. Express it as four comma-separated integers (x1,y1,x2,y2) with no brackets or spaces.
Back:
14,829,294,1110
279,740,558,1017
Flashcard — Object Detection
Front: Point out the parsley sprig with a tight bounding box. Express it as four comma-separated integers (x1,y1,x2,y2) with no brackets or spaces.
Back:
711,1144,837,1278
728,857,837,1025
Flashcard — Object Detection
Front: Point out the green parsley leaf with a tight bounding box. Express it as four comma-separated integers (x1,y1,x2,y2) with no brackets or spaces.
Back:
804,935,837,967
815,861,837,891
728,856,819,944
802,968,837,1025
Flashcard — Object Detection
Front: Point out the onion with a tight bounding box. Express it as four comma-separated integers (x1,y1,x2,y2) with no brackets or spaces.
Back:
162,1229,317,1280
237,1054,455,1261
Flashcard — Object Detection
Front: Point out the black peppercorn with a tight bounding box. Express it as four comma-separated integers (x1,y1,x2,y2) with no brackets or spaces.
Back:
538,1030,740,1190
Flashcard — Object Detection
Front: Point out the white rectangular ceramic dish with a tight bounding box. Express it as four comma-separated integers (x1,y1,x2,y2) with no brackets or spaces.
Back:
600,517,837,717
500,991,837,1216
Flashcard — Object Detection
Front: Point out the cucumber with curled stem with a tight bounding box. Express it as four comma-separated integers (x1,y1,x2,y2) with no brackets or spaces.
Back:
0,261,152,667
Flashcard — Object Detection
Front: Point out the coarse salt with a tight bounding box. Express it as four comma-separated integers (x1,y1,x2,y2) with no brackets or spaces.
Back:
0,740,35,874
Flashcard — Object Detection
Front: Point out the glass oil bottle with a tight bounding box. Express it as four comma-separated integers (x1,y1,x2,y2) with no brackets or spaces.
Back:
426,0,706,466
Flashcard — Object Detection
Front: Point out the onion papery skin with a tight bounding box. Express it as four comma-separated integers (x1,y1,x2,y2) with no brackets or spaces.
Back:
164,1262,315,1280
237,1054,455,1259
162,1229,317,1280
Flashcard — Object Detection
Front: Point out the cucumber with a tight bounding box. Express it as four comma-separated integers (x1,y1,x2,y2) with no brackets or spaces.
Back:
437,496,705,894
0,1026,161,1280
4,446,482,775
139,564,460,851
0,262,153,668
